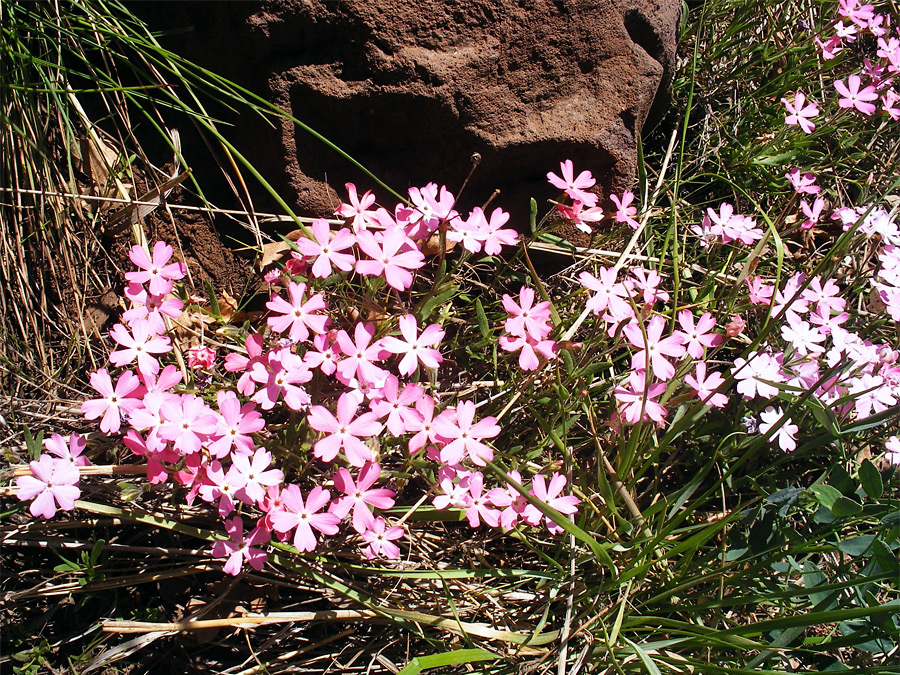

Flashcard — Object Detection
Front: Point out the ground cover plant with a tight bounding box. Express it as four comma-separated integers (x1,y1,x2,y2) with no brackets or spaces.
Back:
2,0,899,673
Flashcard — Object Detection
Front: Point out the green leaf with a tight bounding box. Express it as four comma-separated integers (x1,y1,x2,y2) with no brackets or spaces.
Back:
837,535,876,558
23,426,43,461
858,459,883,499
529,197,538,234
622,637,662,675
808,484,841,510
474,297,489,339
396,648,497,675
830,496,863,518
204,279,221,319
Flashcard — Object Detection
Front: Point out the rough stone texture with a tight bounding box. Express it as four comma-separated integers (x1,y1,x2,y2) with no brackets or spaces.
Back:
134,0,680,230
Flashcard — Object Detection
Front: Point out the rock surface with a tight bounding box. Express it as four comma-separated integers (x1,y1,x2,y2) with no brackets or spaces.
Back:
134,0,680,229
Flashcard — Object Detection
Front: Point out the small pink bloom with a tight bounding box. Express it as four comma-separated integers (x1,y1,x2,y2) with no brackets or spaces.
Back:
610,190,640,229
270,485,340,552
834,75,879,115
547,160,598,207
361,517,404,560
782,91,818,133
81,369,145,434
212,516,270,575
16,454,81,519
125,241,187,296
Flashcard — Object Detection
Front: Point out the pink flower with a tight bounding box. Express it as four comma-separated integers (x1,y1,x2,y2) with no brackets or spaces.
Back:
800,197,825,230
16,454,81,519
266,281,328,344
835,75,880,115
81,368,145,434
746,276,774,306
547,160,598,207
295,219,356,278
499,333,557,371
369,376,424,436
683,362,729,408
307,392,383,466
125,241,186,296
250,348,312,411
613,370,667,425
232,448,284,506
406,395,442,455
355,225,425,291
885,436,900,465
624,315,686,381
481,207,519,255
212,516,270,575
159,394,218,455
270,485,340,552
674,310,723,359
209,390,265,458
815,34,844,60
462,472,501,528
485,470,530,530
610,190,640,229
758,406,799,452
335,182,378,231
361,517,405,560
782,91,818,133
522,473,579,534
45,433,91,468
335,322,389,386
579,268,631,319
188,345,216,370
225,333,266,397
109,320,171,376
786,168,820,195
433,400,500,467
731,351,784,400
303,333,341,376
502,286,553,340
380,315,444,376
330,462,396,534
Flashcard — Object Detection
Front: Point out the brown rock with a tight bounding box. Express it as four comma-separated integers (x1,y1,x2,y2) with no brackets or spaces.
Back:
133,0,680,231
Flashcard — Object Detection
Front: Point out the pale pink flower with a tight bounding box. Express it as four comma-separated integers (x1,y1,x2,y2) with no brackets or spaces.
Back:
725,315,746,337
502,286,553,340
463,472,500,528
250,348,312,411
675,311,723,359
266,281,328,344
835,75,879,115
613,370,667,425
800,197,825,230
884,436,900,465
125,241,186,295
380,315,444,376
610,190,640,229
758,406,799,452
579,268,631,319
159,394,218,455
303,333,341,376
624,315,686,381
731,351,784,400
335,182,378,231
123,284,183,334
232,448,283,506
224,333,266,397
369,376,424,436
16,454,81,519
782,91,818,133
746,277,774,306
109,320,171,376
208,390,265,458
485,470,530,530
683,362,729,408
335,322,390,385
355,225,425,291
81,368,145,434
45,433,91,468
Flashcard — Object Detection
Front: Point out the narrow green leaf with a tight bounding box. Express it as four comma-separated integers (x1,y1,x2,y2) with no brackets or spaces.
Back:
475,297,489,339
396,649,497,675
